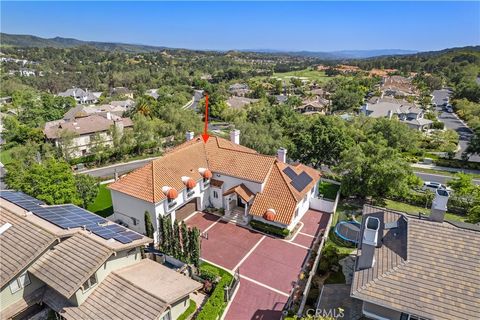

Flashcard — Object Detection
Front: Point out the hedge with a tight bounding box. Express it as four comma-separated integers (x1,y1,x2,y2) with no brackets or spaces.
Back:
250,220,290,238
196,263,233,320
435,158,480,170
388,191,467,215
177,299,196,320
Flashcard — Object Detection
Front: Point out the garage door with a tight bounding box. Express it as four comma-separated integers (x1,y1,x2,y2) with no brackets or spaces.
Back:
175,198,197,222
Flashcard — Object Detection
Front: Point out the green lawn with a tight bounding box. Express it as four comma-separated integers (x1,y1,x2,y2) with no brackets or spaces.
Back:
384,199,466,222
318,181,340,200
272,69,331,83
87,184,113,217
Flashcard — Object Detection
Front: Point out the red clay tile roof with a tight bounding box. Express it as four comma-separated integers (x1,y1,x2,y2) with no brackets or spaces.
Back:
109,135,320,225
223,184,255,202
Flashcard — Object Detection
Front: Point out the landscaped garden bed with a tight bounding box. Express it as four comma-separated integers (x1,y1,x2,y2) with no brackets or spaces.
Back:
249,219,290,238
196,262,233,320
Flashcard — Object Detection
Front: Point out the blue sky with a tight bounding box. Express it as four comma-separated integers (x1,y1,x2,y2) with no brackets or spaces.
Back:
1,1,479,52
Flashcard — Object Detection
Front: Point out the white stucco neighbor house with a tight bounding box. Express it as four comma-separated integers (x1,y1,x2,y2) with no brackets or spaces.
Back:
108,130,322,242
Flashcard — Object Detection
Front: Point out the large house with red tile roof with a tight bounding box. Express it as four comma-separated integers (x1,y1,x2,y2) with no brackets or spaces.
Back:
108,130,321,241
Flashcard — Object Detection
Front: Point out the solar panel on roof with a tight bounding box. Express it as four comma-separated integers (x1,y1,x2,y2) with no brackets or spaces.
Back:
290,171,313,192
282,167,298,180
2,191,143,244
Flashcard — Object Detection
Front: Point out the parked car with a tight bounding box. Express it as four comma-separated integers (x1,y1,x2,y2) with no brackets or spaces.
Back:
422,181,451,193
446,105,454,113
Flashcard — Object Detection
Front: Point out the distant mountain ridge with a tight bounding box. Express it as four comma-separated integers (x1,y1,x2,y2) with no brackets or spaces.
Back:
0,32,464,60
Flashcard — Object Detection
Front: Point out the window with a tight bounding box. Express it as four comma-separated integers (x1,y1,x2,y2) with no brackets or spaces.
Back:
9,273,31,294
82,273,98,292
213,191,218,199
131,217,138,226
294,208,299,218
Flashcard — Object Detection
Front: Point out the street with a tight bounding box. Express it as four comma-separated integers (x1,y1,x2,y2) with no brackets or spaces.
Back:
414,171,480,185
432,89,480,162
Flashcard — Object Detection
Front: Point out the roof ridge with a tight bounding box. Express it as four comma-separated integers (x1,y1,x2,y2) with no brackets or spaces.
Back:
151,161,156,203
214,136,275,158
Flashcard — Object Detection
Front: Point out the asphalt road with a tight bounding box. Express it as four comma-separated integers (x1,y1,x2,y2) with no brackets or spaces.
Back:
414,171,480,185
432,89,480,162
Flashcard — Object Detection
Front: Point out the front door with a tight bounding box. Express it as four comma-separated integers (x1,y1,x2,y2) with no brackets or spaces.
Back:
237,196,245,208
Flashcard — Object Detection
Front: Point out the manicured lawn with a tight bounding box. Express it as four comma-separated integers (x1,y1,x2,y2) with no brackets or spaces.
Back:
87,184,113,217
177,299,197,320
318,181,340,200
384,199,466,222
272,69,331,83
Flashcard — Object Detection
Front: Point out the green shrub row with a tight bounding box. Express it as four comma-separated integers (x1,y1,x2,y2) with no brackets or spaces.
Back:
177,299,196,320
250,219,290,238
196,263,234,320
435,158,480,170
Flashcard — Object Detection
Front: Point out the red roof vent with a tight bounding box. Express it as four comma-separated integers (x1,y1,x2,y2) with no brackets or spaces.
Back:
203,169,212,179
263,209,276,221
165,188,178,199
185,178,196,189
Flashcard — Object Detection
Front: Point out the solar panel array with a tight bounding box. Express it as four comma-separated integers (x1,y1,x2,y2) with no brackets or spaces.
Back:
0,191,143,244
282,167,313,192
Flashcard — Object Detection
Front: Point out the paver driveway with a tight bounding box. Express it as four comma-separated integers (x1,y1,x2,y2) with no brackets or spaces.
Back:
186,209,330,320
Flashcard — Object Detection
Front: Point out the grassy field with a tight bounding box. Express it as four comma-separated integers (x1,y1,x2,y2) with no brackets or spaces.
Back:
384,199,466,222
87,184,113,217
272,69,331,83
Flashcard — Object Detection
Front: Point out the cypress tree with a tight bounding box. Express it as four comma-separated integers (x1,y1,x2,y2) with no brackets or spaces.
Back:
144,211,154,248
189,227,201,268
180,222,190,263
173,221,181,259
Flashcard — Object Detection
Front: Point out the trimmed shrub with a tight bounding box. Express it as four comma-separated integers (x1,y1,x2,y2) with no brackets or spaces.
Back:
250,220,290,238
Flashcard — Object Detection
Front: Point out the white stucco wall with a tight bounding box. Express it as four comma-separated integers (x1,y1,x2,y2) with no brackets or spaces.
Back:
110,189,156,234
212,173,263,194
210,185,224,208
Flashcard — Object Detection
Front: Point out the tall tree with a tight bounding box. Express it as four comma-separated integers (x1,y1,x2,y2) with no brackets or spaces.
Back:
74,174,99,209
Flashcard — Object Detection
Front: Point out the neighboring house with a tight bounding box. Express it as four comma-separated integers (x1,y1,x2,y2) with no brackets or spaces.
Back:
110,86,134,99
229,83,250,97
43,112,133,158
361,98,432,131
108,131,321,241
226,96,258,109
381,75,417,97
351,195,480,320
0,191,202,320
368,68,398,77
146,89,160,99
296,98,329,115
57,88,101,105
63,100,135,120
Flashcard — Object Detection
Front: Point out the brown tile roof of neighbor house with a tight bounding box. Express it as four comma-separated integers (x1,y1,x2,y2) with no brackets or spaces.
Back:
43,114,133,139
351,205,480,320
224,184,255,202
109,136,276,203
57,259,202,320
0,208,57,287
29,233,113,298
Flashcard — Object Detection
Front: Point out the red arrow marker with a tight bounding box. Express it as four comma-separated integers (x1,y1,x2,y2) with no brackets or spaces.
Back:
202,94,210,143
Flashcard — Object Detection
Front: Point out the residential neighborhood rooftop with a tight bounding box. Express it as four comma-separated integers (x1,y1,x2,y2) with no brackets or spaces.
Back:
351,205,480,320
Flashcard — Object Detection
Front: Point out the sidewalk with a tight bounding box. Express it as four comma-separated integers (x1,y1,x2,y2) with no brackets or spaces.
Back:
411,163,480,175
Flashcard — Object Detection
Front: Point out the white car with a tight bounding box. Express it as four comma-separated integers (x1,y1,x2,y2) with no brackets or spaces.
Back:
422,181,451,193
